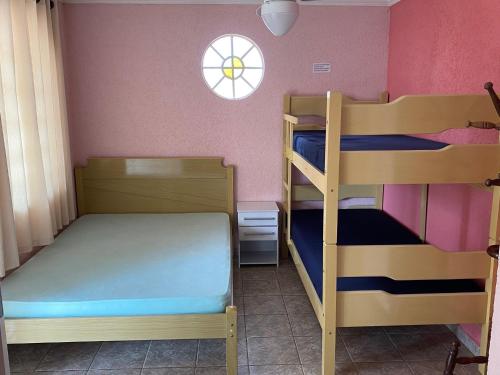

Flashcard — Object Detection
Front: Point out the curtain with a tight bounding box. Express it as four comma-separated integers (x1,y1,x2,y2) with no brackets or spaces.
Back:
0,0,75,277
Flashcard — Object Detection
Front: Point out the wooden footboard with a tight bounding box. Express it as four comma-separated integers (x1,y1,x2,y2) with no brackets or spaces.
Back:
6,306,238,375
5,313,227,343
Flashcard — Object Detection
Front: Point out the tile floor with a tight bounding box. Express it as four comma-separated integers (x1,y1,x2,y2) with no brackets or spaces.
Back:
7,260,480,375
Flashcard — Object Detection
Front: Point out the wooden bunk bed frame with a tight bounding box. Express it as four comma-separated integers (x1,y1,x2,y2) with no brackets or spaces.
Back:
4,157,238,375
282,92,500,375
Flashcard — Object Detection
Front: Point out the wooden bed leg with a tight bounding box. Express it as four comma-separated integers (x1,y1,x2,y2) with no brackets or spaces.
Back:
322,244,338,375
226,306,238,375
480,185,500,374
0,317,10,375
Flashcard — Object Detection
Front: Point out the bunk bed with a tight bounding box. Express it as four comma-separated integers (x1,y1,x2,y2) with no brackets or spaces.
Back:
282,90,500,375
2,157,238,375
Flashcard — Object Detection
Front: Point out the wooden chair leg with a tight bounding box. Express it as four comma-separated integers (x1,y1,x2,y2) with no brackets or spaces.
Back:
226,306,238,375
443,341,460,375
443,341,489,375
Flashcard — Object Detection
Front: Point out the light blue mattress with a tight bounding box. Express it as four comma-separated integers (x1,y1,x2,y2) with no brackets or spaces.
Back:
2,213,231,318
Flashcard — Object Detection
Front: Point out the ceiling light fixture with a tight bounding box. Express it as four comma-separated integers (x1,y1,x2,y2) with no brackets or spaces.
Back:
257,0,299,37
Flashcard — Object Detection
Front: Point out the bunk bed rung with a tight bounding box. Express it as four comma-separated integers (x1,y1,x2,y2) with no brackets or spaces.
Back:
338,245,491,280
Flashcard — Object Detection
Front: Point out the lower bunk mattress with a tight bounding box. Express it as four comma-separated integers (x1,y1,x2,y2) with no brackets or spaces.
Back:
290,209,482,299
292,131,449,172
2,213,232,318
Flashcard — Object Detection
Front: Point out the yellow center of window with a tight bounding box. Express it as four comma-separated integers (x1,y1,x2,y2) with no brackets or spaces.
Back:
223,57,244,80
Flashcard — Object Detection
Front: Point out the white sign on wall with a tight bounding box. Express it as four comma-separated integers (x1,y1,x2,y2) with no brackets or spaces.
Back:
313,63,331,73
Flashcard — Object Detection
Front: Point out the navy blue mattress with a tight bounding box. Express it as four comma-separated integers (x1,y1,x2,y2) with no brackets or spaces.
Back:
292,132,449,172
290,209,482,299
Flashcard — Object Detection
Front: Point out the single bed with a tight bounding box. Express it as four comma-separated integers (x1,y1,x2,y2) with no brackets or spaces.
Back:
3,157,238,375
291,209,483,298
293,131,448,172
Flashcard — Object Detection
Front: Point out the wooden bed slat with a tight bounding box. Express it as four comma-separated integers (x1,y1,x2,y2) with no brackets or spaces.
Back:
339,145,500,185
6,314,227,344
342,94,498,135
338,245,491,280
337,291,487,327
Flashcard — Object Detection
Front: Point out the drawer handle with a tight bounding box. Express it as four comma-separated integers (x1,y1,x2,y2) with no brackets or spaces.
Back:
243,231,275,236
243,217,275,221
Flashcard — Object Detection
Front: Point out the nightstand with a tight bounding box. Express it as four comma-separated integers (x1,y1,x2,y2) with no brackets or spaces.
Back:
237,201,279,267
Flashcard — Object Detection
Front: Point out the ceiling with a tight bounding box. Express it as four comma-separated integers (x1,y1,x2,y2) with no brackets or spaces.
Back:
61,0,400,6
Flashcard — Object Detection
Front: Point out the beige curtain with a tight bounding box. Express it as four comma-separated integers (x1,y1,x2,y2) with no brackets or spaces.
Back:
0,0,75,277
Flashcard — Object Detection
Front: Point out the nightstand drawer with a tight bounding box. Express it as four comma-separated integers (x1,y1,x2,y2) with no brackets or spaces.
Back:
238,212,278,227
239,226,278,241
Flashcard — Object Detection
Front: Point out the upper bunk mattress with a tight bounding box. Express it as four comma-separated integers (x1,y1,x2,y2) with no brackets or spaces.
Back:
2,213,231,318
290,209,482,299
293,132,449,172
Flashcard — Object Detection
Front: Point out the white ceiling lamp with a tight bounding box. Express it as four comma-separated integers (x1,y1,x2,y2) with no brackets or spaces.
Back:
257,0,299,37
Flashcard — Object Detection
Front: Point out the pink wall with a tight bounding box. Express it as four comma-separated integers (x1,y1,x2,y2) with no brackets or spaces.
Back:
62,3,389,202
386,0,500,346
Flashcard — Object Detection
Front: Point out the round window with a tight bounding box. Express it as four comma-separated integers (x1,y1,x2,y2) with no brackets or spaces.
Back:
202,35,264,100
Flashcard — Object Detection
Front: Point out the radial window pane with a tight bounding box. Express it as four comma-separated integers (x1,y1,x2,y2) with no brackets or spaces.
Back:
202,47,224,68
233,36,254,57
242,69,264,89
203,69,224,88
212,77,234,99
211,36,232,58
234,79,254,100
202,34,264,100
241,47,263,68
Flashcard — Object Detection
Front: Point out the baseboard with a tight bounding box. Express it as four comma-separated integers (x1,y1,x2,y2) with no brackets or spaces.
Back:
447,324,480,356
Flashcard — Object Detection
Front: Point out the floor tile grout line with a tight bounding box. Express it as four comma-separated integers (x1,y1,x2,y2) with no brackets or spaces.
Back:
283,287,306,373
338,329,356,365
386,331,413,367
87,341,104,372
241,308,250,369
195,339,201,368
141,340,153,370
31,342,53,372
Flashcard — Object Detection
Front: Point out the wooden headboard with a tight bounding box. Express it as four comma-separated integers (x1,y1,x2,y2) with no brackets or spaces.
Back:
75,158,234,218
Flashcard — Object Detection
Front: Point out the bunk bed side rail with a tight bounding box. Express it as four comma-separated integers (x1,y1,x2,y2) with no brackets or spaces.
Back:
341,95,498,135
338,245,491,280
